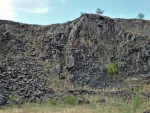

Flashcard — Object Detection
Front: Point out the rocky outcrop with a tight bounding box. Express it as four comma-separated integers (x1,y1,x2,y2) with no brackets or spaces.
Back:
115,19,150,37
0,58,54,106
0,14,150,106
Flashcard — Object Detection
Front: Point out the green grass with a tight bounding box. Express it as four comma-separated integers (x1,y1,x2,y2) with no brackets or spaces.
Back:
0,95,149,113
132,87,142,113
48,99,58,106
63,96,78,105
1,84,150,113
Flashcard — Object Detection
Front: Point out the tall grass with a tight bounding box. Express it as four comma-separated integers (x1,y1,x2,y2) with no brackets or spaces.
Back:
132,87,142,113
118,86,143,113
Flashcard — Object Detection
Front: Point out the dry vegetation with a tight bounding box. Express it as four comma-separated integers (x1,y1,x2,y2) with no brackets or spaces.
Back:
0,97,149,113
0,84,150,113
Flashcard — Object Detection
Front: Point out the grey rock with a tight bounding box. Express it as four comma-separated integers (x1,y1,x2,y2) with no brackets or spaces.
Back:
78,97,89,105
0,95,7,106
53,64,61,76
97,98,106,103
66,55,74,68
143,110,150,113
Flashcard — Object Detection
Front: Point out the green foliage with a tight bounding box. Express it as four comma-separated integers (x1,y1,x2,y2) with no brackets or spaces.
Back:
49,99,58,106
132,87,142,113
96,8,104,15
80,12,84,15
9,92,19,101
105,62,117,77
63,96,78,105
118,85,143,113
137,13,144,19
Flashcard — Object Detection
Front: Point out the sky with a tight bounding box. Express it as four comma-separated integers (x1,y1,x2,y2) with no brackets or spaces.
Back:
0,0,150,25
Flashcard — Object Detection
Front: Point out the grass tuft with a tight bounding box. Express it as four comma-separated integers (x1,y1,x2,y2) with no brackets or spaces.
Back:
63,96,78,105
105,62,117,77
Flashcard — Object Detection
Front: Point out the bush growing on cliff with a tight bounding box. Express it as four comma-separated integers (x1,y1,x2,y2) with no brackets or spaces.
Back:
9,91,19,102
105,62,117,77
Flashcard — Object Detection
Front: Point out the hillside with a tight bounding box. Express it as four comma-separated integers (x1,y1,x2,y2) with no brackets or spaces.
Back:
0,14,150,106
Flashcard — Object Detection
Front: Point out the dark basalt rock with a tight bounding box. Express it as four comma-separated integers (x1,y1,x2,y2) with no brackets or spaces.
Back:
143,110,150,113
0,95,7,106
0,58,54,106
0,14,150,106
78,97,90,105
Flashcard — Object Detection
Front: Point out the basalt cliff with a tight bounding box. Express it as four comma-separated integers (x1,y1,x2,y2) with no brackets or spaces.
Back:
0,14,150,106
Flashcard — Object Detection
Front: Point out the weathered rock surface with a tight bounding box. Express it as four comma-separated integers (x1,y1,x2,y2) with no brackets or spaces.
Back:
0,14,150,106
0,58,54,106
143,110,150,113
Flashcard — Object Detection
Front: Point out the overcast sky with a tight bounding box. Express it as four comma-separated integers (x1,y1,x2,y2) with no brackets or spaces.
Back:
0,0,150,25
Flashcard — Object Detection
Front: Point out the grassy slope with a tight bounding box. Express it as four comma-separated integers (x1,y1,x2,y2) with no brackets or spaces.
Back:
1,84,150,113
0,98,149,113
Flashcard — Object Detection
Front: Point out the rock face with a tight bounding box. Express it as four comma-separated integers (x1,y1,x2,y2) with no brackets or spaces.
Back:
0,58,54,106
0,14,150,105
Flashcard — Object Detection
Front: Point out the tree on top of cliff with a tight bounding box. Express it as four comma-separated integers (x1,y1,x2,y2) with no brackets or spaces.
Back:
96,8,104,15
137,13,144,19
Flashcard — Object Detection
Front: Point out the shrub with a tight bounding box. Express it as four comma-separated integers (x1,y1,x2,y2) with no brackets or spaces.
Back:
63,96,78,105
49,99,58,106
9,92,19,102
105,62,117,77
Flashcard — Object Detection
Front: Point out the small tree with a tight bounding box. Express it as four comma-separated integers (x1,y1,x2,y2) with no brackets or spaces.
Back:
137,13,144,19
96,8,104,15
80,12,84,15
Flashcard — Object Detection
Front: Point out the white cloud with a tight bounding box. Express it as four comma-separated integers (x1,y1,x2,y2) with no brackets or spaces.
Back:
0,0,16,20
32,7,49,14
0,0,51,21
12,0,51,14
